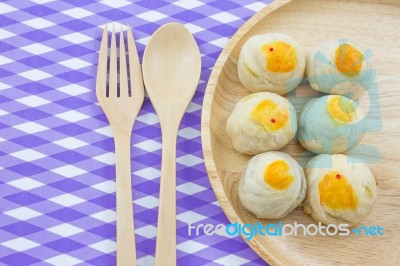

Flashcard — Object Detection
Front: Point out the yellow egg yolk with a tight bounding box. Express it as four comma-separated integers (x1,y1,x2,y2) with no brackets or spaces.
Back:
262,41,298,73
319,171,358,210
327,96,357,124
250,99,289,131
335,43,363,77
264,160,293,190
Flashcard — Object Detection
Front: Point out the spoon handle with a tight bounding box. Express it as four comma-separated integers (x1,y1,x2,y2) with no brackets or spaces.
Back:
155,123,179,266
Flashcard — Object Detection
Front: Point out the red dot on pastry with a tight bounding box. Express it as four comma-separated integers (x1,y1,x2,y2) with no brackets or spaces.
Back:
269,47,274,52
336,174,341,179
270,118,276,123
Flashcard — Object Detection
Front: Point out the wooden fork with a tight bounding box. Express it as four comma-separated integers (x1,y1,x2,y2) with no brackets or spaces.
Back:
96,24,144,266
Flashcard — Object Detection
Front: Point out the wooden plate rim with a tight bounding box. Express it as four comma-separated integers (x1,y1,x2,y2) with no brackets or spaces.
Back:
201,0,399,264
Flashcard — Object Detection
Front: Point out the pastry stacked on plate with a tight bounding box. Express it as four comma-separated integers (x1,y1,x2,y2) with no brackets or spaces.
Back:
228,33,377,226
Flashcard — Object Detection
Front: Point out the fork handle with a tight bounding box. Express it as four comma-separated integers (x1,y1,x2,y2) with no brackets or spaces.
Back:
114,132,137,266
155,122,179,266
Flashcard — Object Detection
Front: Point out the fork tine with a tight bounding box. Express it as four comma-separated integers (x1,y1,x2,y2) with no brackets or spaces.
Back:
119,26,129,97
96,24,108,98
109,24,118,98
127,25,144,100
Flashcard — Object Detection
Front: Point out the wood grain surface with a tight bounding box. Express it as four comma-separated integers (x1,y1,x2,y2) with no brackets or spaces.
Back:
96,26,145,266
201,0,400,265
142,23,201,266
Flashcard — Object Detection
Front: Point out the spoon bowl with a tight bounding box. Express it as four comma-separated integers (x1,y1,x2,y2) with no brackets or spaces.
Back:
143,23,201,117
142,23,201,266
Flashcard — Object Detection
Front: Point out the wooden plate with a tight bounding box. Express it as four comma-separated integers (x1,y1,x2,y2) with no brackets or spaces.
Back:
201,0,400,265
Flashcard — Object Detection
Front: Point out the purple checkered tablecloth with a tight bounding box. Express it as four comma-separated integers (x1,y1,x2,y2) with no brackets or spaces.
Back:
0,1,272,265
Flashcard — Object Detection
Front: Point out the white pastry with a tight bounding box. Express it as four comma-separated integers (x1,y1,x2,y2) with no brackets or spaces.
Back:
298,95,366,154
238,33,305,95
239,151,306,219
226,92,297,155
304,154,377,226
307,40,374,100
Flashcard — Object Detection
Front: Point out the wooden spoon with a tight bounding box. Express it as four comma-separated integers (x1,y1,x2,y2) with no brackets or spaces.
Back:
142,23,201,266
